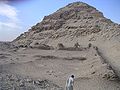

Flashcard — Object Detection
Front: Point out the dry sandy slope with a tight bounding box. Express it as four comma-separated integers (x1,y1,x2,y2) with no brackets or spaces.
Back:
0,46,120,90
95,40,120,81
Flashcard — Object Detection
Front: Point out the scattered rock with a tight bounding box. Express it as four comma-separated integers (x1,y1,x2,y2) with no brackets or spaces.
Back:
32,44,53,50
74,42,80,48
57,43,65,50
19,80,25,87
0,55,8,59
25,78,33,83
91,71,96,74
88,43,92,48
102,70,119,81
0,73,63,90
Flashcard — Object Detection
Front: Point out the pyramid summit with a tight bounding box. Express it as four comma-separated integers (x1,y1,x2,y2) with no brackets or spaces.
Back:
43,1,104,21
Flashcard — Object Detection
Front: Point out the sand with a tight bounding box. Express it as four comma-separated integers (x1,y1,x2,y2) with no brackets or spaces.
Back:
0,45,120,90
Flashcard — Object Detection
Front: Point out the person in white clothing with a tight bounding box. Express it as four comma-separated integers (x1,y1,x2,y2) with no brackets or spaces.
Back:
66,75,74,90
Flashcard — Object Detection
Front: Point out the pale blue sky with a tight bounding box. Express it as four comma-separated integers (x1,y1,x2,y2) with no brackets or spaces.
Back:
0,0,120,41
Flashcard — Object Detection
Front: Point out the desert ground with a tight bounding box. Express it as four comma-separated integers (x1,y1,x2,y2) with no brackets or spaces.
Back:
0,43,120,90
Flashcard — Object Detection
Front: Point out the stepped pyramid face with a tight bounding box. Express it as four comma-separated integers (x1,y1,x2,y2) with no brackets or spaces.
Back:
13,2,120,46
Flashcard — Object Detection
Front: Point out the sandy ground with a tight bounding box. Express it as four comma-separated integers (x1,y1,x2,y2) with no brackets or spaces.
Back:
0,46,120,90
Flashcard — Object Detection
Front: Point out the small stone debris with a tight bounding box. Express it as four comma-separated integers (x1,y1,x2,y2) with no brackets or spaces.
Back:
19,80,25,87
25,78,33,83
102,70,119,81
0,73,63,90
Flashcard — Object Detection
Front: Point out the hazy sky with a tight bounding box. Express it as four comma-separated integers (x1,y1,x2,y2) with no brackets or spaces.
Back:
0,0,120,41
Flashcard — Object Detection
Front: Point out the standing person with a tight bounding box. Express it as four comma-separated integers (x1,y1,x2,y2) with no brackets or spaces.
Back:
66,75,75,90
